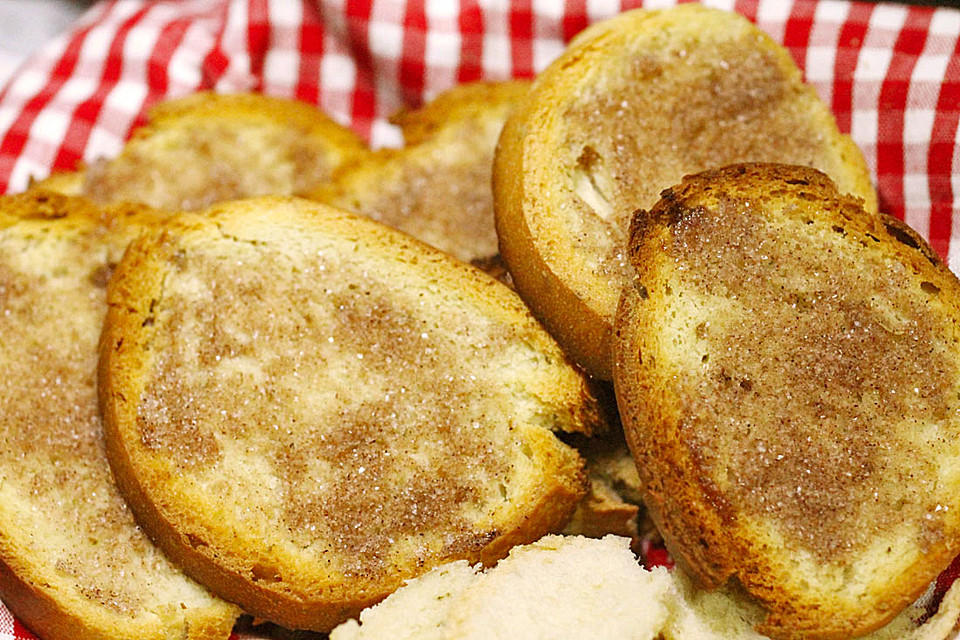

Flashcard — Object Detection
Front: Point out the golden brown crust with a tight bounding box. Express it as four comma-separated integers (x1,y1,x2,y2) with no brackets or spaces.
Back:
493,112,617,377
29,169,86,196
0,191,239,640
99,196,603,632
494,4,877,380
614,163,960,639
0,552,235,640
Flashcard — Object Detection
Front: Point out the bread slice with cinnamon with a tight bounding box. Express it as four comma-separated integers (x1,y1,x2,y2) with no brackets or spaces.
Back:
0,191,239,640
615,163,960,638
36,92,365,211
98,196,604,632
494,4,876,380
308,81,528,270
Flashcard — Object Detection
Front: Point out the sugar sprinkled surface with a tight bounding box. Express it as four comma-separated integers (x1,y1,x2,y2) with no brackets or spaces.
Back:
658,195,958,559
551,19,846,296
85,122,338,211
0,218,218,615
136,229,543,577
327,120,501,265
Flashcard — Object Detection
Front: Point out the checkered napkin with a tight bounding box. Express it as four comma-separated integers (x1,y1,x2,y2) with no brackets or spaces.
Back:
0,0,958,638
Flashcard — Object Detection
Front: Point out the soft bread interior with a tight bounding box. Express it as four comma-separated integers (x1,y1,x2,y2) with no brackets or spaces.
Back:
0,194,237,639
332,533,960,640
331,535,673,640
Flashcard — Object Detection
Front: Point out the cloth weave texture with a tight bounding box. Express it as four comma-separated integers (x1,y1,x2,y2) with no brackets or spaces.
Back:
0,0,958,637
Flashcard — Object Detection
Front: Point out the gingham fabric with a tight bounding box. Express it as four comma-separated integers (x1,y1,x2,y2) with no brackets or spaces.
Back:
0,0,958,638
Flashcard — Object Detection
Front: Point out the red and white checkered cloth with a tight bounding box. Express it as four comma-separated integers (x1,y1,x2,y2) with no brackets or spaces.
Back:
0,0,958,638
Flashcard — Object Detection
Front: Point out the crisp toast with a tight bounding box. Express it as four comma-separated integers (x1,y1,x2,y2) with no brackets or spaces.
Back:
0,191,239,640
614,163,960,638
494,4,877,379
98,196,604,632
309,81,528,269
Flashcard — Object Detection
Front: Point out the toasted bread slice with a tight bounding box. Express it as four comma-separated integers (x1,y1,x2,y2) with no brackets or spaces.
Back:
308,81,528,268
389,80,529,147
98,196,603,632
35,92,365,211
494,4,877,380
0,191,239,640
614,163,960,638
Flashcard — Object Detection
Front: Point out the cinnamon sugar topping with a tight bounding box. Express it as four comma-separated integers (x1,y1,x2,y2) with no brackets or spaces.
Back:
135,234,535,575
663,197,956,559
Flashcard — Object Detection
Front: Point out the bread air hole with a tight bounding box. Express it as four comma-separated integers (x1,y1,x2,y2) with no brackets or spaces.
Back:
921,281,940,295
251,561,282,583
521,442,534,460
572,145,615,221
884,222,920,250
695,322,708,339
186,533,207,550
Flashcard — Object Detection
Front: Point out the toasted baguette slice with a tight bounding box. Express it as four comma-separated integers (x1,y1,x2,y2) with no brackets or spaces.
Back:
35,92,365,211
98,196,604,632
0,191,239,640
614,163,960,638
307,81,528,269
494,4,877,380
330,535,674,640
389,80,529,147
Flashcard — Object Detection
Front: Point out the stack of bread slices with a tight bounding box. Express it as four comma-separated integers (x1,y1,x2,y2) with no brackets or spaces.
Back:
1,5,958,640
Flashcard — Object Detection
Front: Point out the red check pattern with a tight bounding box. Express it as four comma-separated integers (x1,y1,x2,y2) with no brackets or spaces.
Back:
0,1,958,638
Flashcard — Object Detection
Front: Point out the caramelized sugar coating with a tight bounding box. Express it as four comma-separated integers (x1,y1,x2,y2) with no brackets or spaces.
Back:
615,164,960,639
0,191,238,640
99,197,603,632
494,4,876,380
